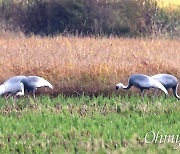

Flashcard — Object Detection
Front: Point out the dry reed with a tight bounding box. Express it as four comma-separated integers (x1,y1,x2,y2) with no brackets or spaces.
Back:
0,34,179,96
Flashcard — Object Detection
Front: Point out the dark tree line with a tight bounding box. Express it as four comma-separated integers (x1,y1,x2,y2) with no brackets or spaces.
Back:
0,0,179,37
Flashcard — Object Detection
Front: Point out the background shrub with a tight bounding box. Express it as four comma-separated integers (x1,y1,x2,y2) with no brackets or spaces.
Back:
0,0,179,37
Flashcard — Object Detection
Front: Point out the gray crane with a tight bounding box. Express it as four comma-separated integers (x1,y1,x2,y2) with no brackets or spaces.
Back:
0,75,27,99
116,74,168,97
19,76,53,99
151,74,180,100
0,75,53,99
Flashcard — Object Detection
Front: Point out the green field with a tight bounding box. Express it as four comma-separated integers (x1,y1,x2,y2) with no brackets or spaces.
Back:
0,95,179,153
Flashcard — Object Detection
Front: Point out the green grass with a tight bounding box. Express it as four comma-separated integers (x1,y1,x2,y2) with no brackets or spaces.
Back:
0,95,179,153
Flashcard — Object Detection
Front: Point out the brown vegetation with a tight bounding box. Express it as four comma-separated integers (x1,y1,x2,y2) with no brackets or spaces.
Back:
0,34,180,96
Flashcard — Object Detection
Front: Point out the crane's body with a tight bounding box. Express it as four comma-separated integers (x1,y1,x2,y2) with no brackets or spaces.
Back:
20,76,53,98
21,76,53,91
0,75,53,99
151,74,180,100
0,75,27,96
116,74,168,97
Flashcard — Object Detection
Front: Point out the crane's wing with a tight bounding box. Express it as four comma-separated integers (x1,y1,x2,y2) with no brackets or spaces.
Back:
151,74,178,88
27,76,53,89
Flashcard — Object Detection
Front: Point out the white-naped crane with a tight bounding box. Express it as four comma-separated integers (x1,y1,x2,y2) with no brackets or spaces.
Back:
19,76,53,99
151,74,180,100
0,75,27,99
116,74,168,98
0,75,53,100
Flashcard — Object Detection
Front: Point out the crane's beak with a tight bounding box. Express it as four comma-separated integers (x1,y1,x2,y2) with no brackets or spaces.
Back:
116,86,119,90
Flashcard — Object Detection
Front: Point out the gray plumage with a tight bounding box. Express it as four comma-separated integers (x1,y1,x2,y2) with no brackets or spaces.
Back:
20,76,53,99
0,75,27,97
116,74,168,97
151,74,180,100
0,75,53,99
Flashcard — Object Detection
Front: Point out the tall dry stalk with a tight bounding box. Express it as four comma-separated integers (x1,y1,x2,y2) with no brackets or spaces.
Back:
0,35,179,96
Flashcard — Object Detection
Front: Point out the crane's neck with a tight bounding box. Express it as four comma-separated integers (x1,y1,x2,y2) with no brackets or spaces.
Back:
0,84,6,95
122,83,132,90
173,84,180,100
121,84,128,89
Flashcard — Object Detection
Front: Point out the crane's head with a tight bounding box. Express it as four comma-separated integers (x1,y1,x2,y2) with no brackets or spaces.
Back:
116,83,124,90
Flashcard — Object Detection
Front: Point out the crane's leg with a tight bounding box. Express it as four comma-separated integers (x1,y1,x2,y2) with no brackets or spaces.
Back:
12,94,18,107
153,89,158,99
5,93,12,101
164,89,169,99
33,90,36,100
140,89,145,99
27,91,32,104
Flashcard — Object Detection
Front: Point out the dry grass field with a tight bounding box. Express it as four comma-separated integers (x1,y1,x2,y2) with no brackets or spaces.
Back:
158,0,180,7
0,34,180,96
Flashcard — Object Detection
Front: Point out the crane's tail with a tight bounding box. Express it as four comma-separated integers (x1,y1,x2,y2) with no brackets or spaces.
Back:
153,80,168,96
46,81,53,89
38,77,53,89
172,84,180,100
0,84,6,95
